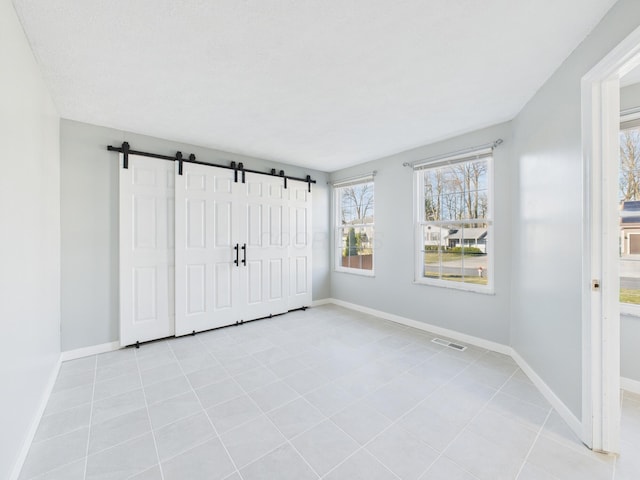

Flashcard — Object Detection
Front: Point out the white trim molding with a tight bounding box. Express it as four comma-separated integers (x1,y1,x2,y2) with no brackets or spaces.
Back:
621,376,640,396
60,341,121,362
327,298,512,355
10,358,61,480
511,350,583,440
310,298,333,307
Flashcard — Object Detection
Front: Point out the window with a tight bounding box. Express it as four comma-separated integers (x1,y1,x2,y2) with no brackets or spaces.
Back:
334,175,375,275
619,112,640,314
414,149,493,292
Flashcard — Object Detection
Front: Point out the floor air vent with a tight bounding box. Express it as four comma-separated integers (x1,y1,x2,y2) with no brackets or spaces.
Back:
432,338,467,351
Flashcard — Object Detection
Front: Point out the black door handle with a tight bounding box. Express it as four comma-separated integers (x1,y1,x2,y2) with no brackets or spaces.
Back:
234,244,239,266
241,243,247,266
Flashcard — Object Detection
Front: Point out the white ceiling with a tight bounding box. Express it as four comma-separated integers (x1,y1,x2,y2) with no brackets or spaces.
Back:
14,0,616,172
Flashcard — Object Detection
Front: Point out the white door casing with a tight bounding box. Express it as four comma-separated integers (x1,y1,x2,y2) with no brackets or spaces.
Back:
289,180,313,310
119,154,175,347
175,163,241,335
581,24,640,453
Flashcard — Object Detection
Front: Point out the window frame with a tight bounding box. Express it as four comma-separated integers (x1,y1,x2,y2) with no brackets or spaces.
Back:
413,153,494,294
619,111,640,317
333,178,375,277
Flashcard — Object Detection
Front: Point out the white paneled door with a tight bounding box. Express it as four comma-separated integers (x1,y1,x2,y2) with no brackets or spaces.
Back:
175,163,241,335
289,180,313,310
119,154,175,347
240,173,290,320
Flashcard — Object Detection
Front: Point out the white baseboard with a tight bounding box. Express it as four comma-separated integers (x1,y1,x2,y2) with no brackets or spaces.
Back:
621,376,640,395
311,298,333,307
327,298,512,356
10,356,61,480
61,341,120,362
510,350,583,439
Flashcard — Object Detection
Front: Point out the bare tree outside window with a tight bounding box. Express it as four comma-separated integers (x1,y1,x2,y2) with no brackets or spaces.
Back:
620,129,640,201
340,184,374,224
423,160,488,224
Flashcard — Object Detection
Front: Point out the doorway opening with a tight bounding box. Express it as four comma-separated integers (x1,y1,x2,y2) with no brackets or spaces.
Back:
581,25,640,454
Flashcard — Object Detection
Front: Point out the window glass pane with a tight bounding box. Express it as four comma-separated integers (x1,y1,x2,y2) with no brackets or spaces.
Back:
423,225,444,279
619,127,640,304
339,183,374,224
439,166,463,197
339,226,373,271
422,160,488,221
440,192,465,220
421,223,488,285
418,156,491,289
423,170,442,221
336,180,374,273
461,223,489,286
341,206,357,225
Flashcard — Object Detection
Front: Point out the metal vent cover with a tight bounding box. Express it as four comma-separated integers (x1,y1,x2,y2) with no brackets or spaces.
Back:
432,338,467,351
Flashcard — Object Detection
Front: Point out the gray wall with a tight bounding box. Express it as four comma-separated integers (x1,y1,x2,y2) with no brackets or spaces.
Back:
60,120,330,351
0,1,61,478
620,82,640,382
329,122,513,345
510,0,640,417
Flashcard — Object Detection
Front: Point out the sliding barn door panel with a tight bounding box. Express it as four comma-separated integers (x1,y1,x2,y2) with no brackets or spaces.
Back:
289,182,312,309
120,155,175,347
239,173,289,320
175,164,240,336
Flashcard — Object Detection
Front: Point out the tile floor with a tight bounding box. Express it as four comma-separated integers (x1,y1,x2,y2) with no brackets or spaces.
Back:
19,305,640,479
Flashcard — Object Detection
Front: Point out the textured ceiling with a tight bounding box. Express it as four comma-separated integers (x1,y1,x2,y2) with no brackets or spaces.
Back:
14,0,616,171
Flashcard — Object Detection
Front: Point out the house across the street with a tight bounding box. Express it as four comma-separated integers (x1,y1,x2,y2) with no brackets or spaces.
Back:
620,200,640,255
447,227,488,252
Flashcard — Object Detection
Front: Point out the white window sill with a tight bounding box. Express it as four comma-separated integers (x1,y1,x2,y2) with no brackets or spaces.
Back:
334,267,375,277
413,278,495,295
620,303,640,318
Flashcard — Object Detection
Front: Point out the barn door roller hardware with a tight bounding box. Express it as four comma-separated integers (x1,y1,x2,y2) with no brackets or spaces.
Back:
107,142,317,189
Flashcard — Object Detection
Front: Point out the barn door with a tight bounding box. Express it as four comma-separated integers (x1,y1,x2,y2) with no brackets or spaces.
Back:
174,163,241,335
119,154,175,346
289,181,313,309
239,173,290,320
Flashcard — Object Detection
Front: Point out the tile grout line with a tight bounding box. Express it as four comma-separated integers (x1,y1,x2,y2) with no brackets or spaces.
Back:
224,373,324,479
421,365,523,480
26,357,98,480
38,398,94,421
44,348,292,464
81,355,98,480
317,347,493,479
196,333,302,479
170,337,245,480
29,338,339,479
513,408,554,480
134,345,167,480
206,331,327,480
